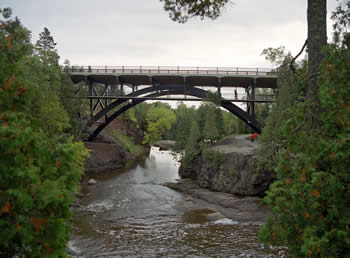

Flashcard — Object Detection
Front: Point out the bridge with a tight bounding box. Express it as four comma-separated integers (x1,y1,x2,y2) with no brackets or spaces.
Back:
69,66,278,141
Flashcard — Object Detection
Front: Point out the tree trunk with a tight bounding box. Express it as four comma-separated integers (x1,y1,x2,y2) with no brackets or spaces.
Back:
307,0,327,127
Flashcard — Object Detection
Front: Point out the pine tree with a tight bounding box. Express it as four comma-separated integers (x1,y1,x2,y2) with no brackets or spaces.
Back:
203,107,219,143
188,120,201,148
183,120,201,167
36,27,57,52
35,27,59,64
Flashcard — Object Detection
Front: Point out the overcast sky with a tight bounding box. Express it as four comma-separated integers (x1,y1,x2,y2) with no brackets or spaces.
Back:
3,0,339,68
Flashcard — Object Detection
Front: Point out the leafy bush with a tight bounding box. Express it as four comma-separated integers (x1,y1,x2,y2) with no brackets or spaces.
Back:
259,42,350,257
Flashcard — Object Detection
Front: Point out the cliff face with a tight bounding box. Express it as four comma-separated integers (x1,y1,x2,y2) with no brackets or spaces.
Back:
84,141,127,172
179,136,275,197
84,118,148,172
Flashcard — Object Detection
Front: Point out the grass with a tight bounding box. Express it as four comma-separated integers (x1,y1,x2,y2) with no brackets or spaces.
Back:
110,130,145,155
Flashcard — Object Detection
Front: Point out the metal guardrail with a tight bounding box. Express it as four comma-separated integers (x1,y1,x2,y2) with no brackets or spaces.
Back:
69,65,278,76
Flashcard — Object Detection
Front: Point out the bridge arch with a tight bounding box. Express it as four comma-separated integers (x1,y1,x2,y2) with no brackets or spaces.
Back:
86,85,261,141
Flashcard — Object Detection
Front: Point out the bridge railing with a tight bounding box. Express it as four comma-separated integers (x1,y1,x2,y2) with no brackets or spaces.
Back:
70,65,278,76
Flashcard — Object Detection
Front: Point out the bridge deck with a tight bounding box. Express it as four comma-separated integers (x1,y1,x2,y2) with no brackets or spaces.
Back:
70,65,278,89
86,95,276,103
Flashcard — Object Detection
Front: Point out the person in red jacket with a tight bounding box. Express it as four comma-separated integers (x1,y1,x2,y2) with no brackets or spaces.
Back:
250,132,259,142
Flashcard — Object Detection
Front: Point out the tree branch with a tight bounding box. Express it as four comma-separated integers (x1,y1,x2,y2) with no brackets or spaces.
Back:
278,39,308,72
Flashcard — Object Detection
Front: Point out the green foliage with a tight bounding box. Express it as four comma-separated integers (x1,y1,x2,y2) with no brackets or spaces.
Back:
160,0,231,23
110,130,144,154
202,149,225,170
331,0,350,47
0,114,88,256
203,90,221,106
143,106,176,144
0,9,88,256
174,103,196,149
183,120,201,167
257,47,305,172
261,46,292,66
259,27,350,257
26,28,71,136
60,60,89,140
133,102,150,131
203,107,219,142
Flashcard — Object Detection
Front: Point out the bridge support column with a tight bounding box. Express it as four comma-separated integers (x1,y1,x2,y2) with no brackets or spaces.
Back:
251,79,256,121
184,78,189,99
120,83,124,96
104,83,109,121
111,84,117,96
89,80,94,118
246,86,250,115
218,78,222,97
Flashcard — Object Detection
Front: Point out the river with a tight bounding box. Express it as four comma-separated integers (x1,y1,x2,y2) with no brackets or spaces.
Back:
69,147,288,257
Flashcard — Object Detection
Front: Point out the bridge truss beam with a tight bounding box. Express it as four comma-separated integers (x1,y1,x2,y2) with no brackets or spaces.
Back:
84,82,265,141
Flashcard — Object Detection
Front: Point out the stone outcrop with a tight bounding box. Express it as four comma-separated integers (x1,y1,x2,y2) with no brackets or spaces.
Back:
154,140,176,150
179,136,275,197
164,178,270,222
84,141,127,172
84,118,148,173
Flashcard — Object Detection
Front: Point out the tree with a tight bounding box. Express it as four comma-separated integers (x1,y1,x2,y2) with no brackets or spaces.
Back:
143,106,176,144
203,107,219,143
174,103,194,149
258,2,350,255
183,120,201,167
306,0,327,128
60,60,89,140
160,0,231,23
27,28,70,136
0,9,88,256
35,27,57,54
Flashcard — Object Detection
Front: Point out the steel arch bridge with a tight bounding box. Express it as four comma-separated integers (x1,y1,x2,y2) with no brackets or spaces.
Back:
69,65,278,141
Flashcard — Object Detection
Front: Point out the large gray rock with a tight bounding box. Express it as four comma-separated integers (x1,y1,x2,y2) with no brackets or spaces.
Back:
179,136,275,197
84,142,127,172
154,140,176,150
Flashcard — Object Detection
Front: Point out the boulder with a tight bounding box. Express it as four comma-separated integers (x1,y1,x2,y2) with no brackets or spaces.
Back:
87,178,97,185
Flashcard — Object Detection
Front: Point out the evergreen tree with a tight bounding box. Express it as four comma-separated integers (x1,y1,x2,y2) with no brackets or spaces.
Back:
35,27,57,52
28,28,70,136
174,104,193,149
259,2,350,255
214,107,225,137
183,120,201,167
203,107,219,143
0,9,88,256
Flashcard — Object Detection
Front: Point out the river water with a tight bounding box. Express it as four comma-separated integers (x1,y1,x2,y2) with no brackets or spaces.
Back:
69,147,288,257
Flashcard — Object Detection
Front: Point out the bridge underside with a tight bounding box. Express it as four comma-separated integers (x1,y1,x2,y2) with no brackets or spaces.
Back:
84,84,263,141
